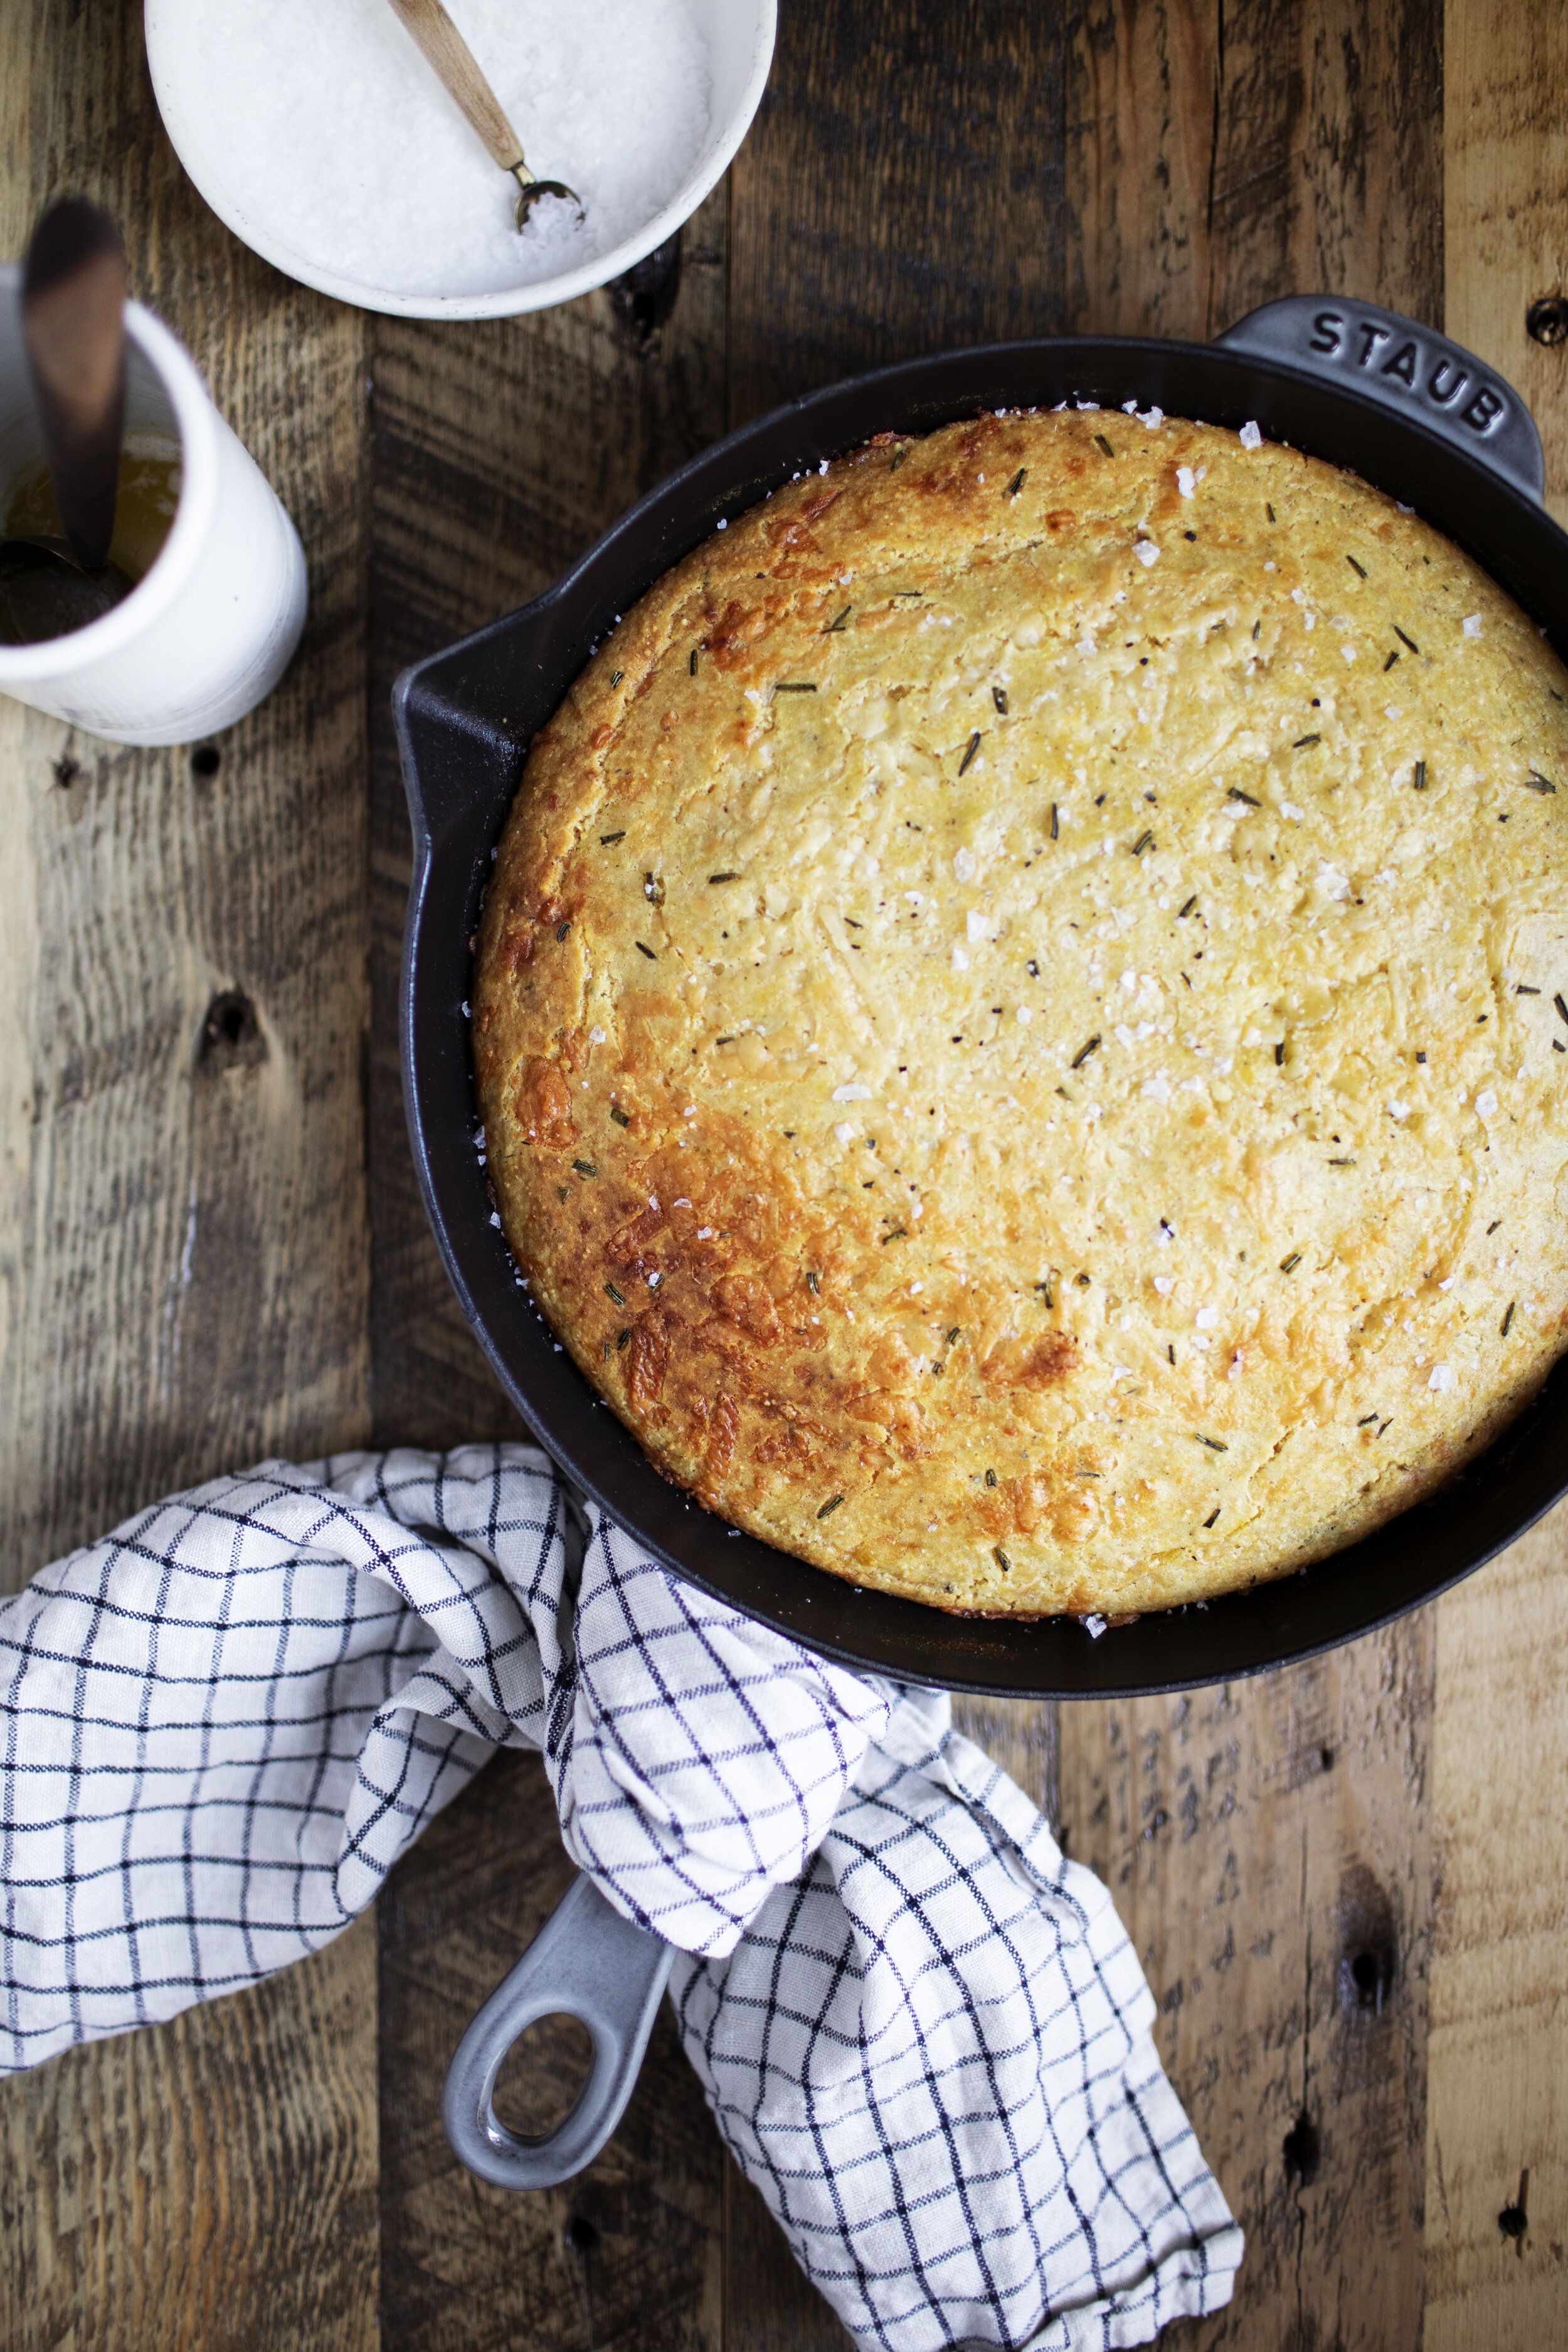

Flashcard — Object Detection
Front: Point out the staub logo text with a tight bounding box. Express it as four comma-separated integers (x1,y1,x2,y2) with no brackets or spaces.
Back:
1306,310,1507,436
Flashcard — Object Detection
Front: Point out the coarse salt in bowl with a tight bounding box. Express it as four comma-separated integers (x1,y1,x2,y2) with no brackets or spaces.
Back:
144,0,775,319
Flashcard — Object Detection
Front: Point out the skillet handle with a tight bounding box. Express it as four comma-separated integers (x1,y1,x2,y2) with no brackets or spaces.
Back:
1216,295,1545,505
443,1870,674,2190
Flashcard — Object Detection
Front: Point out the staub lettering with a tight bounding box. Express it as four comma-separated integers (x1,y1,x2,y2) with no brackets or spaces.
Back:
1298,314,1507,438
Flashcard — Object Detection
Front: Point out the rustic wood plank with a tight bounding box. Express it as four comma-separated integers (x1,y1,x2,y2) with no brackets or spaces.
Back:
1424,1508,1568,2347
1067,0,1444,339
376,1750,723,2352
367,191,733,2352
1,1912,378,2352
1056,3,1447,2343
0,3,376,2344
728,1,1074,426
1056,1621,1434,2349
1424,9,1568,2336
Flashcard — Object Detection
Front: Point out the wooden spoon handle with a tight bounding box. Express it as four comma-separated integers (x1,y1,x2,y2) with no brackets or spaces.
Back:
21,201,127,576
382,0,525,172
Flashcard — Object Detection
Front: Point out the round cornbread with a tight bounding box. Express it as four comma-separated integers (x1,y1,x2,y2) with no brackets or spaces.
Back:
472,408,1568,1618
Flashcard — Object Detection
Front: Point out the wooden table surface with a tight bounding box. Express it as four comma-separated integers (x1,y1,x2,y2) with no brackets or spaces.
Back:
1,2,1565,2344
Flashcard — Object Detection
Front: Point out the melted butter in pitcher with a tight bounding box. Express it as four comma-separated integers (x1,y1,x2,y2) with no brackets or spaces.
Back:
3,432,183,586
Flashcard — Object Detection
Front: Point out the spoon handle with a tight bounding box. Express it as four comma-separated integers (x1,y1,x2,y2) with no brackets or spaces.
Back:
21,202,127,578
382,0,526,172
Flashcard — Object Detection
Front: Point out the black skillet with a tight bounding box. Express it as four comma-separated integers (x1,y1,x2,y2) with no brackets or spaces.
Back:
398,298,1568,2186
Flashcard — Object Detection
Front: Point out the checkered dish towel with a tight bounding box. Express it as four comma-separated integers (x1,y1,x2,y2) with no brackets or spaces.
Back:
1,1444,1240,2349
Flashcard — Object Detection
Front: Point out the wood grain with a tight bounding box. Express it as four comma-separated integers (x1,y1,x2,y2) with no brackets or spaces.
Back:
1067,0,1443,339
1057,1621,1434,2349
728,2,1073,425
0,3,375,2345
1426,11,1568,2339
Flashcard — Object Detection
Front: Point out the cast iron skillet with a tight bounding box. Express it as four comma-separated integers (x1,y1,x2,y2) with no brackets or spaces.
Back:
397,297,1568,2185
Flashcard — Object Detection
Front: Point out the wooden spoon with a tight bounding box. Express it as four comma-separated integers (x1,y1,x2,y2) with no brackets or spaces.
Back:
381,0,585,229
0,201,133,645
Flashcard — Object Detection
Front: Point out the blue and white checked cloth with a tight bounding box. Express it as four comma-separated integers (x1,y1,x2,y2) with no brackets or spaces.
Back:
0,1444,1241,2349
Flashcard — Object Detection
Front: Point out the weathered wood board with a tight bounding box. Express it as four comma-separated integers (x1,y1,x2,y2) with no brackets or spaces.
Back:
0,2,376,2345
1426,12,1568,2342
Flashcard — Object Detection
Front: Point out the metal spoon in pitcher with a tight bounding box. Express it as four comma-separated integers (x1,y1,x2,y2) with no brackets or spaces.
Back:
381,0,585,230
0,200,134,647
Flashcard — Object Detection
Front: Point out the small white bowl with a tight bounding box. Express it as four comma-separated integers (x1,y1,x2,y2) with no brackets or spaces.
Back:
144,0,776,321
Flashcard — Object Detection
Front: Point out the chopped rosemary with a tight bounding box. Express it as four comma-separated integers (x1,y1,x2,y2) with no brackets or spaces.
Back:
1266,503,1276,523
610,1104,631,1126
1527,771,1557,793
1502,1300,1516,1336
1168,1343,1177,1365
636,941,657,960
1035,1276,1056,1307
689,649,699,675
947,1327,961,1345
959,732,982,775
1274,1041,1286,1066
1279,1251,1302,1273
1394,626,1419,654
1555,993,1568,1025
1413,760,1428,790
1347,554,1368,578
1327,1156,1356,1166
600,830,626,845
610,669,624,685
1357,1412,1378,1426
1416,1051,1428,1062
1228,787,1262,805
825,605,852,632
1517,984,1541,995
985,1468,999,1487
931,1358,945,1377
1131,829,1155,856
1178,894,1198,918
993,1545,1012,1572
644,873,665,904
817,1494,845,1519
1049,803,1059,840
1486,1219,1502,1234
556,920,571,942
1007,467,1027,497
1252,619,1261,640
1094,432,1115,457
1384,649,1400,671
617,1328,630,1349
1071,1034,1102,1069
715,1034,735,1044
775,681,818,694
806,1269,821,1293
1025,958,1040,978
572,1159,597,1177
881,1227,908,1244
993,685,1009,714
708,871,741,884
1195,1433,1229,1452
604,1282,625,1305
1292,734,1321,749
1203,1508,1221,1529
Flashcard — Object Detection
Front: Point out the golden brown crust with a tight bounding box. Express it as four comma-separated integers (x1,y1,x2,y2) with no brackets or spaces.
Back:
473,408,1568,1616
